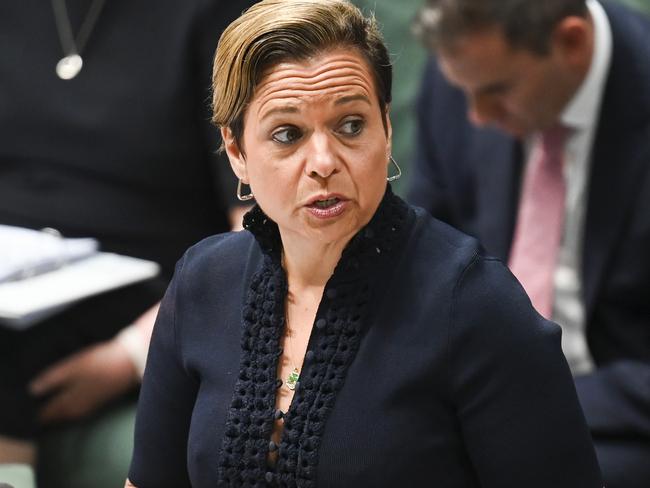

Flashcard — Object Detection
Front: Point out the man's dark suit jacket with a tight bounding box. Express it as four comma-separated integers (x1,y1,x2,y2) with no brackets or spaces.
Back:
409,1,650,450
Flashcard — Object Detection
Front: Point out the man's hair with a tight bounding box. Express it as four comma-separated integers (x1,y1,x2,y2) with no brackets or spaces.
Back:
211,0,392,150
413,0,588,54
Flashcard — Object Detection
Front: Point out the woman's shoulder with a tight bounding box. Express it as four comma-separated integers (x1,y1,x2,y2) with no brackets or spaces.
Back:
173,230,261,285
185,230,256,261
406,204,553,334
408,204,486,273
408,208,537,313
411,206,563,360
406,207,566,380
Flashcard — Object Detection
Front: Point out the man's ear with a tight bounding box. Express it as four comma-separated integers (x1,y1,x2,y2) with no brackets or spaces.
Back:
552,15,592,68
221,127,248,182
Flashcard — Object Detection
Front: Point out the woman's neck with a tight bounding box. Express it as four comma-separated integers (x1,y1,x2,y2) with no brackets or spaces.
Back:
280,233,351,290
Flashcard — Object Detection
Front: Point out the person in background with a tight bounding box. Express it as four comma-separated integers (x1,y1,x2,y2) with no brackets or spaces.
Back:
0,0,255,482
409,0,650,486
126,1,601,486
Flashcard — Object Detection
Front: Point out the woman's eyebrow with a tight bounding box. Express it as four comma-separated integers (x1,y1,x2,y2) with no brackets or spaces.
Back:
260,104,300,121
334,94,371,106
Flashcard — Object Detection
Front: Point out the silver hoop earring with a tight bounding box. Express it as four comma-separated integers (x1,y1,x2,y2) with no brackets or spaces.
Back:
236,179,254,201
387,156,402,182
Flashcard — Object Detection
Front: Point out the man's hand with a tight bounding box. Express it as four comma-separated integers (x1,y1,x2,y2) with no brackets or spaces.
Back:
29,339,139,423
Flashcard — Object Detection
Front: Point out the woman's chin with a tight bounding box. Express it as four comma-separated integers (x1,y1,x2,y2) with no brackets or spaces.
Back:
283,210,362,247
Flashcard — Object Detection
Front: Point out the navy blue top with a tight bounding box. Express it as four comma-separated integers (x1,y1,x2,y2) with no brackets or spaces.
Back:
129,188,601,487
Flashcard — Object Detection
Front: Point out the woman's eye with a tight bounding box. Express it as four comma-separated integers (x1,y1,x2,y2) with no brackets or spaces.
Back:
339,119,364,136
272,127,302,144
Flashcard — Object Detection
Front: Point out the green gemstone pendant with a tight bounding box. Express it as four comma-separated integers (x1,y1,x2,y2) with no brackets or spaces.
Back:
286,368,300,390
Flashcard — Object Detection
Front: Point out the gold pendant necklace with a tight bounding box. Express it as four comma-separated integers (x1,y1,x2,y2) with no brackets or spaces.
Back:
51,0,107,80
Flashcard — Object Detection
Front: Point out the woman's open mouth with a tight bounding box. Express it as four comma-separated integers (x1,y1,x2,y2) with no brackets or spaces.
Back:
306,196,348,219
313,197,339,208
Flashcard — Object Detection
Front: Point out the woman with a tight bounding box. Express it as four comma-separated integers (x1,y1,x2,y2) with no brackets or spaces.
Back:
127,1,602,486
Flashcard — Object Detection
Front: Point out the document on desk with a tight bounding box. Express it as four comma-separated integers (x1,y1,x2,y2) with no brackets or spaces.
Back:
0,225,160,329
0,253,160,329
0,224,99,283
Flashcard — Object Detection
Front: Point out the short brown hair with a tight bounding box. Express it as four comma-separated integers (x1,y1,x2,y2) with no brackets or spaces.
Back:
413,0,588,55
211,0,392,150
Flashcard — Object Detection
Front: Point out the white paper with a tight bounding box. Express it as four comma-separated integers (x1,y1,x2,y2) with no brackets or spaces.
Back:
0,253,160,329
0,224,98,283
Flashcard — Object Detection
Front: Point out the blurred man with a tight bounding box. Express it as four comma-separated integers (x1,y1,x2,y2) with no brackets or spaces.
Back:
409,1,650,486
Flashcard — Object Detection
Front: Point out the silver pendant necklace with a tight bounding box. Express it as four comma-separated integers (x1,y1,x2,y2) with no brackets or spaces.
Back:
51,0,107,80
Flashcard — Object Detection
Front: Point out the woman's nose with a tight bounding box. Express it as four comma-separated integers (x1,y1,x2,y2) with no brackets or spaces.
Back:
304,132,339,179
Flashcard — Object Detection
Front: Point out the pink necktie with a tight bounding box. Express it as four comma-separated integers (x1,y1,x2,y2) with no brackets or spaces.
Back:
508,125,569,318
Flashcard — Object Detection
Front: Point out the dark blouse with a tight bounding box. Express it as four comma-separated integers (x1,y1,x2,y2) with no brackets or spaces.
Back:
129,188,602,487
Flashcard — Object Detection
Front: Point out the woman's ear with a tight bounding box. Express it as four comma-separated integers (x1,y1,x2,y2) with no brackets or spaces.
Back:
221,127,248,182
384,108,393,159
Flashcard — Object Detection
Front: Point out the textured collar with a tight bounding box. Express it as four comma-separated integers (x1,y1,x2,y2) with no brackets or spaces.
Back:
219,185,413,487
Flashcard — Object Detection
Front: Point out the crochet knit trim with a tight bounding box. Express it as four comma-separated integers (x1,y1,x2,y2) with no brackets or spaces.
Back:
218,186,412,487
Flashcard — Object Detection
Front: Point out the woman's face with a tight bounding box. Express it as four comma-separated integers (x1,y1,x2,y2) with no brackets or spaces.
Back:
223,48,391,249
